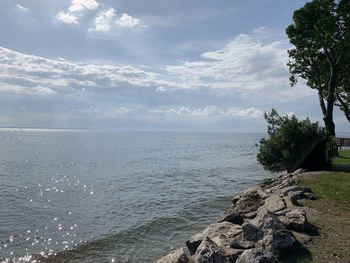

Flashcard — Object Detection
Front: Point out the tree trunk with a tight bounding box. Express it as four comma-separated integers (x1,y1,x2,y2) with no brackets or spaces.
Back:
323,114,336,135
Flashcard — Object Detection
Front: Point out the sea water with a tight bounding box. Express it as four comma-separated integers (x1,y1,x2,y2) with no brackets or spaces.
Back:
0,129,271,262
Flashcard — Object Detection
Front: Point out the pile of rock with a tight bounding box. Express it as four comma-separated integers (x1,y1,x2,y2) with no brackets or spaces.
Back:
155,170,318,263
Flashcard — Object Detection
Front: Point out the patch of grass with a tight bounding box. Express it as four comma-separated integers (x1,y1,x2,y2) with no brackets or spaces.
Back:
294,172,350,262
332,149,350,166
299,172,350,210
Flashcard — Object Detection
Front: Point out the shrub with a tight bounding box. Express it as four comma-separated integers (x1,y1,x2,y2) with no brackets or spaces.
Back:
257,109,325,172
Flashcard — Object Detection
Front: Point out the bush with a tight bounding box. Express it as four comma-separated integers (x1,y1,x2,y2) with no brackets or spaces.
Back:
257,109,325,172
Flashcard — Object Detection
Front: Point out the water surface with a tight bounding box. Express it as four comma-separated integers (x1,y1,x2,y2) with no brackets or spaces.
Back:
0,130,271,262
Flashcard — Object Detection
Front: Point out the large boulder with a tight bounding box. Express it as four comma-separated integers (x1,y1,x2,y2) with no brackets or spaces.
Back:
155,247,189,263
252,208,285,231
235,248,277,263
262,230,299,256
186,222,242,255
233,192,265,214
285,210,308,232
192,237,226,263
219,211,244,225
260,195,286,213
242,223,263,242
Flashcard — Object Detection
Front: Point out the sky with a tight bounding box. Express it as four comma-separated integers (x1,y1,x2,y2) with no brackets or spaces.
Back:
0,0,349,132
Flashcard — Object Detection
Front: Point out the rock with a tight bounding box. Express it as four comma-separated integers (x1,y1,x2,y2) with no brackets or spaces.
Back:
287,191,304,206
276,185,312,197
261,195,286,213
252,208,285,231
186,222,242,255
256,189,269,199
234,192,265,214
232,195,241,205
235,248,277,263
155,248,189,263
273,208,291,216
230,239,255,249
262,230,299,256
285,210,308,232
259,178,275,188
193,237,226,263
242,223,263,242
219,211,244,225
291,168,307,175
243,211,257,219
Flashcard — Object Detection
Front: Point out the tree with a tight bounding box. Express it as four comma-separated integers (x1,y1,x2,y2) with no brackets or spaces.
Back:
257,109,325,172
286,0,350,135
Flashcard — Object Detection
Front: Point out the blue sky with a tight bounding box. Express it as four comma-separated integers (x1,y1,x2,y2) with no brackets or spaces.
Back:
0,0,348,132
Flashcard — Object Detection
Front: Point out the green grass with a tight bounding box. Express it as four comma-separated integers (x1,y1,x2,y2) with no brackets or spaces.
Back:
332,149,350,166
299,172,350,210
292,172,350,262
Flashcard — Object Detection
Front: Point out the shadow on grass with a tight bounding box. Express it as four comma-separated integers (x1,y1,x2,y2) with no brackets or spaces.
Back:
280,245,313,263
329,165,350,172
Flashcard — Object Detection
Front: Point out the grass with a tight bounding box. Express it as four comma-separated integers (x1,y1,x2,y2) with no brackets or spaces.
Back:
292,172,350,262
332,149,350,166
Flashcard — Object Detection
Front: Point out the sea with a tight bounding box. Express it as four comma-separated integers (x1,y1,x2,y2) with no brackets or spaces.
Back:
0,129,272,263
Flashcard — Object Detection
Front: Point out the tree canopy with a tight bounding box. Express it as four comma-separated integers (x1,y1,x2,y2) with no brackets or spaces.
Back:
286,0,350,135
257,109,325,172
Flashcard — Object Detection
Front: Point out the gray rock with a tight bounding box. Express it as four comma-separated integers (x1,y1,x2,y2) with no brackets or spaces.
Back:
219,211,244,225
242,223,263,242
287,191,304,206
273,208,291,216
262,230,299,256
252,208,285,231
285,210,308,232
230,239,255,249
232,195,241,205
236,248,277,263
261,195,286,213
276,185,312,196
155,247,189,263
193,237,226,263
259,178,275,188
234,192,265,214
243,211,257,219
256,189,269,199
186,222,242,255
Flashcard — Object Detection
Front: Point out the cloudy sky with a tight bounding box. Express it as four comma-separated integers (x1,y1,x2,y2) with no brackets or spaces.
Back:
0,0,348,132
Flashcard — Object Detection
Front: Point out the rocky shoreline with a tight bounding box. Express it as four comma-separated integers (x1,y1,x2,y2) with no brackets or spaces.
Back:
155,169,321,263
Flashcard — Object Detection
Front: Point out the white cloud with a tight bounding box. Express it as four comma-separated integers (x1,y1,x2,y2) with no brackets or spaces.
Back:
67,0,99,13
0,47,172,95
82,105,264,120
56,0,99,25
32,86,56,95
116,13,144,28
55,11,79,25
16,4,30,12
167,33,289,91
89,8,116,32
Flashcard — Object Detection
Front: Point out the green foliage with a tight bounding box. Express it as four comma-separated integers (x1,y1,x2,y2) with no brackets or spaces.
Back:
286,0,350,133
257,109,325,172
